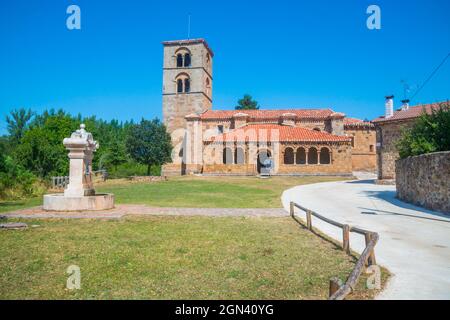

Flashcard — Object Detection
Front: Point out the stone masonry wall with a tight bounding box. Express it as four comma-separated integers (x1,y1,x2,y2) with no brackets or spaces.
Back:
345,127,376,171
396,151,450,214
376,120,414,180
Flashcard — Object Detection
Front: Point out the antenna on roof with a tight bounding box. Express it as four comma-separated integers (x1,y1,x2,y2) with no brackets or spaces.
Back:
187,14,191,39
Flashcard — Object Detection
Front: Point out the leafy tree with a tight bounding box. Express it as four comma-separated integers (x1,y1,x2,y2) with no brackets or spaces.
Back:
5,108,34,145
235,94,259,110
14,112,78,177
126,118,172,175
397,101,450,159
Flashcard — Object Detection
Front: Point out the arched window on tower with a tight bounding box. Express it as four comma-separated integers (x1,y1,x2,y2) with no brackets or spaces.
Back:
184,53,191,67
284,147,294,164
176,54,183,67
177,79,183,93
296,147,306,164
184,78,190,93
308,147,318,164
319,147,331,164
206,78,211,96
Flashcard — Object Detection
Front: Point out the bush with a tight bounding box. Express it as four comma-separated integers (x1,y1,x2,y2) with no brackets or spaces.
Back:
397,102,450,159
108,161,161,179
0,156,47,200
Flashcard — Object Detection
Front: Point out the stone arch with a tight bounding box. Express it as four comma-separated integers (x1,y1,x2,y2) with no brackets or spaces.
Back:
313,127,321,132
296,147,306,165
308,147,318,164
319,147,331,164
284,147,294,164
175,73,190,93
235,147,245,164
223,147,233,164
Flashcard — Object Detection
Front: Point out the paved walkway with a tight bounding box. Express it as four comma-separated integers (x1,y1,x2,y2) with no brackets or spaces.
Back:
2,204,286,219
281,178,450,300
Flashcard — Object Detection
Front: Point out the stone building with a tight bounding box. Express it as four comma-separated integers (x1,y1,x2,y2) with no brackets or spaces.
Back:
372,96,444,181
161,38,376,176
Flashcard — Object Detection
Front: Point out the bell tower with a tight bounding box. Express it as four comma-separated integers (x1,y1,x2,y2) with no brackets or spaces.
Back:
161,38,214,175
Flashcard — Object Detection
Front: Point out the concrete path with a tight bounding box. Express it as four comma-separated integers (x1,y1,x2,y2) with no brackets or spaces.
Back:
2,204,286,219
281,178,450,300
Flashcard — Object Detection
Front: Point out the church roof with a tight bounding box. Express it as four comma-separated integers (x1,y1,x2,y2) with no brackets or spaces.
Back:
207,124,351,143
343,117,374,128
372,102,447,123
162,38,214,57
200,109,343,120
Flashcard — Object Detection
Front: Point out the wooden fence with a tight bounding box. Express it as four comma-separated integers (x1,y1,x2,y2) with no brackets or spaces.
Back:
289,201,379,300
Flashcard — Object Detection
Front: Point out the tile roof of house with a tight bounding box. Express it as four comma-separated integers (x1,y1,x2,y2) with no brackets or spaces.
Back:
200,109,344,120
372,102,448,123
207,124,351,143
162,38,214,57
343,117,374,128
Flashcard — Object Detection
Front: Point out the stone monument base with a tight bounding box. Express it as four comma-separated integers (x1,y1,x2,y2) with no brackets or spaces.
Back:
43,193,115,211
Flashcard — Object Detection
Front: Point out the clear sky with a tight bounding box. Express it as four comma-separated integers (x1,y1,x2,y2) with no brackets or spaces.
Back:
1,0,449,134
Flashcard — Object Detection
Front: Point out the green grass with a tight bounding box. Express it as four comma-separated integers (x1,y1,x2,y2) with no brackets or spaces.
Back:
96,176,346,208
0,216,383,299
0,197,41,213
0,176,347,212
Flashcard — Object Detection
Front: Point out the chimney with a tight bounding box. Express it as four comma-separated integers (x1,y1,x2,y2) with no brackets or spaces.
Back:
401,99,410,111
385,95,394,118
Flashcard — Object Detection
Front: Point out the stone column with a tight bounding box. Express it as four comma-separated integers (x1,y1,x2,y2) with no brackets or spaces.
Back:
63,124,98,197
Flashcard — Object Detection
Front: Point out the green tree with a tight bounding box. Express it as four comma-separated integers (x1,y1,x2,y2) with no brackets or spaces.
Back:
14,112,78,177
5,108,34,145
235,94,259,110
126,118,172,175
397,101,450,159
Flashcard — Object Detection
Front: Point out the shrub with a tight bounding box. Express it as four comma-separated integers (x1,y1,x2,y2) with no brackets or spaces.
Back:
397,102,450,159
108,161,161,179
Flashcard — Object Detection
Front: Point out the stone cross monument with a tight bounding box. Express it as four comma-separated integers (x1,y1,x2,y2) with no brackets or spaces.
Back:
43,124,114,211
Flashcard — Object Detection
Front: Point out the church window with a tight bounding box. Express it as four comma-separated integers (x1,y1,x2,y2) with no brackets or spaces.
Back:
223,148,233,164
235,147,245,164
177,79,183,93
284,147,294,164
313,127,321,132
296,147,306,164
308,147,318,164
370,145,374,152
319,147,331,164
184,53,191,67
184,78,190,93
218,125,224,134
176,54,183,67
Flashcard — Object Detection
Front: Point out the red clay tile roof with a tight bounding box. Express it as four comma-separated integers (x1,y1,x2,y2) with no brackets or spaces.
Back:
162,38,214,57
207,124,351,143
372,102,448,123
343,117,374,128
201,109,342,120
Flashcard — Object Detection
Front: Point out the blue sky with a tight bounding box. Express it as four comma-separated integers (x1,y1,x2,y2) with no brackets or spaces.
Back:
1,0,449,134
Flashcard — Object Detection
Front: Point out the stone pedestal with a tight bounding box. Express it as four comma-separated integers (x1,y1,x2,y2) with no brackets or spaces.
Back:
43,124,115,211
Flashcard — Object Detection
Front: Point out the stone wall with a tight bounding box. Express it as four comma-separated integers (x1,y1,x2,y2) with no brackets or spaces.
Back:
375,120,414,180
345,127,376,171
396,151,450,214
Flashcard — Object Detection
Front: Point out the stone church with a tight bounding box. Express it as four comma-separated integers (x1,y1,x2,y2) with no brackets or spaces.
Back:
161,39,376,176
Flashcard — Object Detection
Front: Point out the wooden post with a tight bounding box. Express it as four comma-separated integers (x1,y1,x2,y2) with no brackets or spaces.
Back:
306,210,312,230
290,202,294,217
342,224,350,254
329,277,343,298
365,233,377,266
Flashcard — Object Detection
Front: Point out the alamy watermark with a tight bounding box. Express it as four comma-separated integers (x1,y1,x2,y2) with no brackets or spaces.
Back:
66,5,81,30
66,265,81,290
366,5,381,30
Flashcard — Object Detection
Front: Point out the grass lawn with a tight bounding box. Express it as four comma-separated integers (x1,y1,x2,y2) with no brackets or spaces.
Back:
96,175,346,208
0,176,347,212
0,215,384,299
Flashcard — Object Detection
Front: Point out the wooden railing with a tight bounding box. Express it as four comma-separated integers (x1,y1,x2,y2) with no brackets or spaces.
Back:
51,170,108,189
289,201,379,300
